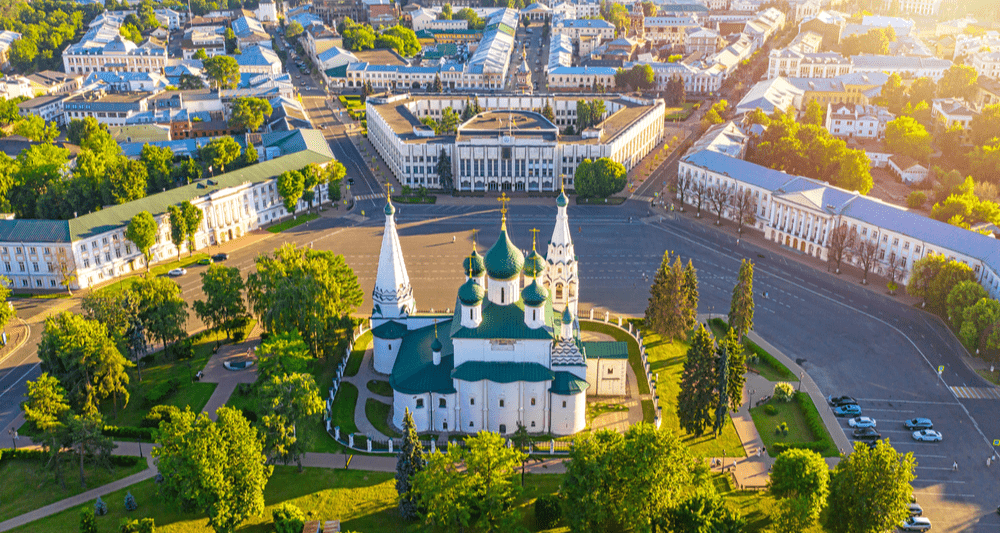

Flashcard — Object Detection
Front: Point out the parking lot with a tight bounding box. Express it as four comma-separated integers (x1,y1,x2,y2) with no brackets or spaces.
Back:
507,23,548,92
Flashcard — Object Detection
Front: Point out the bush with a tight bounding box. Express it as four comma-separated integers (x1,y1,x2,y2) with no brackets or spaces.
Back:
764,404,778,416
119,518,155,533
103,425,155,441
81,508,97,533
142,378,182,408
773,382,795,402
775,422,789,436
124,491,137,512
907,190,927,208
534,494,562,529
273,503,305,533
170,337,194,360
95,496,108,516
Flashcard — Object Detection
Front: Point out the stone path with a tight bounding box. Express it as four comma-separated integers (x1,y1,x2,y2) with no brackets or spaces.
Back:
340,345,393,441
198,323,262,421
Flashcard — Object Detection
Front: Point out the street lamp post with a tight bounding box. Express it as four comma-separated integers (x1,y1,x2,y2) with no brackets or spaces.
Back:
9,428,16,450
798,371,804,391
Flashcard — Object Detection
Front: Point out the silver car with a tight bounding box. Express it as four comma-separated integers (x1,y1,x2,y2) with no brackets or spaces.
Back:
899,516,931,531
848,416,876,428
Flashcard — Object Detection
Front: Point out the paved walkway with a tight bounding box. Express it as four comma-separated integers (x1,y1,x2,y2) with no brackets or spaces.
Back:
340,345,392,440
198,323,262,420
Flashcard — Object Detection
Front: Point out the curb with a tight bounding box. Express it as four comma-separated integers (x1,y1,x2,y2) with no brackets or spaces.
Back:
0,317,30,367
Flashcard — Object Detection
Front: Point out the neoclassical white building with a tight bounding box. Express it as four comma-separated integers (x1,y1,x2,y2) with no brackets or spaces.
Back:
366,93,665,191
676,150,1000,297
372,193,627,435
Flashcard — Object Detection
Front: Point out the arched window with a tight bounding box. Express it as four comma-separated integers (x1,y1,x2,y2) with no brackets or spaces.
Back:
532,309,537,320
470,309,474,320
439,398,446,408
555,283,563,299
500,287,505,303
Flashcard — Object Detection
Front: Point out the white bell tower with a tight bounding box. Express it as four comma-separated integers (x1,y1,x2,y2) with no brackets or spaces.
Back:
372,195,415,319
545,184,578,316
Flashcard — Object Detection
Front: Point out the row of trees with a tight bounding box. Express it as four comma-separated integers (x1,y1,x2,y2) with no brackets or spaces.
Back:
339,18,420,57
275,161,346,214
614,63,655,92
676,175,760,236
907,254,1000,350
0,0,103,74
437,3,487,29
574,99,607,131
746,106,874,195
840,26,896,57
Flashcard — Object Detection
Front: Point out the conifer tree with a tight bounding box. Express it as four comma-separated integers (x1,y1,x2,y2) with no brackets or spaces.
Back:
677,325,717,435
644,252,687,341
720,329,747,412
681,260,699,334
396,408,425,520
729,259,755,339
714,344,729,436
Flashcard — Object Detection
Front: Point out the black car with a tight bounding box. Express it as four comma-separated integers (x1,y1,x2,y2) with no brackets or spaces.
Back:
827,395,857,407
211,253,229,262
853,427,881,441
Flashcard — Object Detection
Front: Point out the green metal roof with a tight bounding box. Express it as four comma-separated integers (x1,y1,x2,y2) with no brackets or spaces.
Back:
0,219,71,243
556,190,568,207
390,320,457,395
521,279,548,306
583,341,629,359
450,299,555,340
458,278,485,305
452,361,554,383
324,64,348,79
549,371,589,395
65,129,333,241
372,320,408,339
484,225,524,281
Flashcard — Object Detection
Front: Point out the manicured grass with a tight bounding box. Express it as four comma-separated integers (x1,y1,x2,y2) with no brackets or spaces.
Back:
0,457,147,523
11,292,72,299
665,102,697,121
712,474,828,533
102,253,211,295
331,382,359,436
266,213,319,233
749,392,836,457
707,318,796,382
365,399,400,438
641,399,655,424
641,329,744,458
344,331,372,377
977,368,1000,385
586,401,628,427
8,469,567,533
109,335,218,428
579,320,648,394
366,380,393,397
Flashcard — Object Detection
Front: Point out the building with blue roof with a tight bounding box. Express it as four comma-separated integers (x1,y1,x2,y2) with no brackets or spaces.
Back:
236,44,282,75
678,149,1000,296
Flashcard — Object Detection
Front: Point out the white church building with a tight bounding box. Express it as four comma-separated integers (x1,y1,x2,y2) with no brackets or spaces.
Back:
370,192,627,436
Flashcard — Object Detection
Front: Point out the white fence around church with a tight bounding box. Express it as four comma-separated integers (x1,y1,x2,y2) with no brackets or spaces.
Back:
324,313,660,455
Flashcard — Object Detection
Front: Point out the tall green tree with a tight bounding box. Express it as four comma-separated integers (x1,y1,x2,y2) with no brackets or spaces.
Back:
677,325,717,435
68,411,113,489
22,373,71,488
827,441,915,533
802,100,825,126
37,312,131,416
907,255,974,314
960,297,1000,349
719,328,746,412
246,244,363,358
167,204,189,255
412,431,526,533
277,170,305,214
13,115,60,142
199,136,241,174
728,259,755,339
645,252,688,341
228,97,273,133
937,64,978,101
258,373,324,471
662,490,746,532
770,448,830,529
203,55,240,89
681,260,699,334
436,148,453,191
256,330,311,383
0,275,15,332
885,116,932,162
140,144,175,194
946,280,988,331
131,276,189,350
193,265,248,341
101,157,148,206
125,211,158,273
152,407,273,533
713,343,729,436
395,408,425,520
561,424,697,533
180,201,204,256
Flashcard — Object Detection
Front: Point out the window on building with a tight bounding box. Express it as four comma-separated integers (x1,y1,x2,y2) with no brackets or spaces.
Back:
470,397,475,405
439,398,446,408
415,398,424,408
562,401,567,408
499,399,504,407
607,367,614,374
470,421,474,427
531,421,535,427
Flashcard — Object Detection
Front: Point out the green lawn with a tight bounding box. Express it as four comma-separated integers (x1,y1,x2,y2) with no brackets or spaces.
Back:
586,401,628,427
642,329,744,458
665,102,697,121
8,468,568,533
344,331,372,377
109,335,218,428
0,457,147,523
365,399,400,438
366,380,393,397
266,213,319,233
101,254,211,295
749,392,836,457
331,382,359,436
977,368,1000,385
707,318,796,382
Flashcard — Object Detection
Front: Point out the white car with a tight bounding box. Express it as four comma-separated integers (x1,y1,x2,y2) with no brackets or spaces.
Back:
912,429,942,442
899,516,931,531
168,268,187,277
848,416,876,428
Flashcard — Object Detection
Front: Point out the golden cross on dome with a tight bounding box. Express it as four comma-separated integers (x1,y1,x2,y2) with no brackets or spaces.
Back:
530,228,540,251
498,193,510,224
383,181,393,200
471,228,479,250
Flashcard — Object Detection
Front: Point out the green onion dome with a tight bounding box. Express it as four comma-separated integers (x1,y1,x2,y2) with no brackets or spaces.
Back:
521,279,548,306
484,226,524,281
431,336,443,352
556,189,568,207
523,249,546,278
384,201,395,216
458,278,485,305
562,306,573,323
463,249,486,277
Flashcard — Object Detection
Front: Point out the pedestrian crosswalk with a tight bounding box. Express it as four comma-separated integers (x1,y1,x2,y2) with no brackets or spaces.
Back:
353,193,386,201
950,386,1000,400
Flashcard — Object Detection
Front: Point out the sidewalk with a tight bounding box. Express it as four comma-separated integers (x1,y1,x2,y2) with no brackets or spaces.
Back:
198,323,262,420
340,345,392,440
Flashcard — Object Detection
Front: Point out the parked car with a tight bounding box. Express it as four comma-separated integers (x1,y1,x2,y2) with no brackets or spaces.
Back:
904,418,933,430
908,503,923,516
899,516,932,531
197,257,213,266
833,404,862,417
912,429,943,442
211,253,229,262
852,427,881,441
168,268,187,277
827,395,857,407
848,416,876,428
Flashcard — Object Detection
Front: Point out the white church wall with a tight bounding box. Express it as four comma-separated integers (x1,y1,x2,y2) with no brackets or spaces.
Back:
486,381,523,435
452,338,551,366
550,391,586,435
393,391,430,430
486,277,521,306
430,393,458,432
373,336,400,374
458,379,486,433
587,358,627,396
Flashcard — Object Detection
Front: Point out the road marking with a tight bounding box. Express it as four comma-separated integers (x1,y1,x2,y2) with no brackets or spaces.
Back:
854,398,962,406
911,489,977,497
910,454,950,458
915,466,956,471
912,478,966,484
861,408,916,413
950,386,1000,400
353,193,386,201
